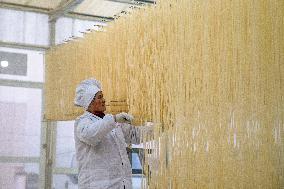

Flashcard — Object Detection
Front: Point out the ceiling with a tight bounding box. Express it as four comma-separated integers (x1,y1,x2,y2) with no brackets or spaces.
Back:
0,0,155,21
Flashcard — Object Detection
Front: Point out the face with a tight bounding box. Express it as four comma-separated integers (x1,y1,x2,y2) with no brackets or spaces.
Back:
87,91,106,113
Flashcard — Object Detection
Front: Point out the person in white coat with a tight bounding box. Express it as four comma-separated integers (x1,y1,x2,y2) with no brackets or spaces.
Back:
74,78,150,189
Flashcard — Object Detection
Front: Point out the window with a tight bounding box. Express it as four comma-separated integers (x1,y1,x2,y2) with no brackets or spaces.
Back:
0,163,39,189
0,47,43,189
0,86,42,157
0,47,44,82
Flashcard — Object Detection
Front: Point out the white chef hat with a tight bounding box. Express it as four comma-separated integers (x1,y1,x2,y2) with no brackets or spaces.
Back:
74,78,102,109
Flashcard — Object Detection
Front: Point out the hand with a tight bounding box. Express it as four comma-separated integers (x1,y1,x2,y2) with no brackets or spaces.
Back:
144,122,154,133
114,112,134,123
144,122,154,127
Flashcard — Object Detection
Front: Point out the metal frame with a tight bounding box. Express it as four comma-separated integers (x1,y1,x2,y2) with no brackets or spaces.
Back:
0,2,114,23
40,12,58,189
53,167,78,175
39,121,48,189
0,79,44,89
66,12,114,22
136,0,155,3
0,156,40,163
49,20,56,46
0,41,48,51
106,0,155,5
49,0,85,22
0,2,50,14
43,121,57,189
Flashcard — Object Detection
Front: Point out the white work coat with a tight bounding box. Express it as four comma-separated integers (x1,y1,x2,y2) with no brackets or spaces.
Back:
74,111,141,189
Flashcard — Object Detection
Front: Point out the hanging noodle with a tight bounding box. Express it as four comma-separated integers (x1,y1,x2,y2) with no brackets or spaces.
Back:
45,0,284,188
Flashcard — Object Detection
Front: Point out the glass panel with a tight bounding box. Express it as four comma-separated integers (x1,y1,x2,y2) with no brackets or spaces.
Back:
132,175,143,189
55,17,106,45
74,1,131,17
0,47,44,82
56,121,77,168
132,152,142,170
0,163,39,189
53,174,78,189
0,51,27,76
0,86,42,157
0,8,49,46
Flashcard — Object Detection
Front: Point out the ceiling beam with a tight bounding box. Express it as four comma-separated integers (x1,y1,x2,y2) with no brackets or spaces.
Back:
105,0,155,5
49,0,85,22
137,0,155,3
67,12,114,22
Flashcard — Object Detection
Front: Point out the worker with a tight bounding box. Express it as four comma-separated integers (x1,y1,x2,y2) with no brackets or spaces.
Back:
74,78,152,189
